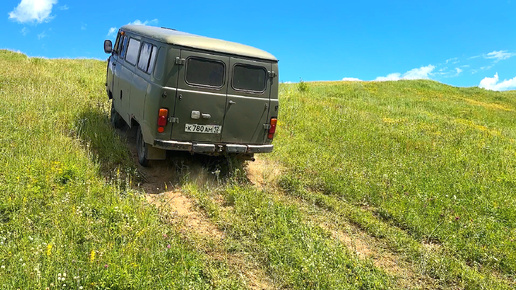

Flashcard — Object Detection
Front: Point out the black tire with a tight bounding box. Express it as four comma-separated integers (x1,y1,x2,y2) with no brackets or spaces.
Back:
136,126,149,167
110,101,125,129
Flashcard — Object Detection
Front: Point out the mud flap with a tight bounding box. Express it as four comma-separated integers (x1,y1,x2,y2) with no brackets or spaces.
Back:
147,146,166,160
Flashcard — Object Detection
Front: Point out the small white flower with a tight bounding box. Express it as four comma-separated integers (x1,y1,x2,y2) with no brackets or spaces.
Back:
1,265,5,269
63,272,66,277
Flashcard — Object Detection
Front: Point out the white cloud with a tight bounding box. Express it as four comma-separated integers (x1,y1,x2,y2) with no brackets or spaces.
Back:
375,73,402,81
374,65,435,82
107,27,117,37
21,27,29,36
479,73,516,91
128,19,159,26
480,65,494,71
106,19,159,38
402,65,435,80
484,50,516,61
342,77,361,81
445,57,459,64
37,31,46,39
9,0,58,24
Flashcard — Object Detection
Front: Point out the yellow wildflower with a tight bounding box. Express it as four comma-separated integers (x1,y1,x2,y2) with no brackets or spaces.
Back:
89,250,95,263
46,244,52,257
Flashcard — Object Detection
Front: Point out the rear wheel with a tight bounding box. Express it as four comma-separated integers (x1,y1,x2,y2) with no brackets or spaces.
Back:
136,126,149,167
110,101,124,129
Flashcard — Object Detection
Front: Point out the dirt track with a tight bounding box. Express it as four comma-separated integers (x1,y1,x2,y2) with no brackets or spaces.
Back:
116,126,439,289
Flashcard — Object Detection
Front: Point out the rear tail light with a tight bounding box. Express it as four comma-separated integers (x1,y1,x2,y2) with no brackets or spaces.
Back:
268,118,277,139
157,108,168,133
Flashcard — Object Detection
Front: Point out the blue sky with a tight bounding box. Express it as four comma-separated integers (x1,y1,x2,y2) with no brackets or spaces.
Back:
2,0,516,90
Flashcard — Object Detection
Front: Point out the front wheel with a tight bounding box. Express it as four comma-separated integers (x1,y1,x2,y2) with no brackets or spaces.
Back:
136,126,149,167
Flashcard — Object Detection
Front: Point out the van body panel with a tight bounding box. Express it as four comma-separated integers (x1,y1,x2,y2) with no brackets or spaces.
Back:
104,25,279,161
130,71,147,122
170,49,229,143
118,60,133,125
221,57,273,144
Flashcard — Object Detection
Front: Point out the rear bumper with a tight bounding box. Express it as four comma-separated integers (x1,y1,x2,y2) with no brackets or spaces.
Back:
153,140,273,154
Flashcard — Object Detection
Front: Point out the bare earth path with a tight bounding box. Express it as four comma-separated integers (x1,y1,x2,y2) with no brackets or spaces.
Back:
117,127,438,289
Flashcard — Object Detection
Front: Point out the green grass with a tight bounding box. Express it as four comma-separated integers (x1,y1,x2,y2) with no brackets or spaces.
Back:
2,49,516,289
271,80,516,287
184,183,393,289
0,50,242,289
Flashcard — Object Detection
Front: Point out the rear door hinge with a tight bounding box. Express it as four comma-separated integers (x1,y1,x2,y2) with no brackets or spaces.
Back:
175,57,185,65
263,124,271,130
268,71,277,78
169,117,180,124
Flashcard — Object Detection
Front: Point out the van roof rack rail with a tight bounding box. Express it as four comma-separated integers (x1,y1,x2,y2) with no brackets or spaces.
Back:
160,27,177,31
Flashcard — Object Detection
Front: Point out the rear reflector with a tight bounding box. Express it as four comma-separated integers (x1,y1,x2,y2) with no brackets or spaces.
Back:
268,118,277,139
157,108,168,132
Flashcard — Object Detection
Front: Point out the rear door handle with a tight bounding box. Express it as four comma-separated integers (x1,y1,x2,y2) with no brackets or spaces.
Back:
228,100,236,105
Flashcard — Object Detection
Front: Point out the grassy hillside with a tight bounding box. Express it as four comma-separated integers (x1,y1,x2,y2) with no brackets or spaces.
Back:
0,50,242,289
272,80,516,287
1,49,515,289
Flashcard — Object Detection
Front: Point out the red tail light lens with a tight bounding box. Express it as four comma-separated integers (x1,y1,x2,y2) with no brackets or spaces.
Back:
157,108,168,132
268,118,277,139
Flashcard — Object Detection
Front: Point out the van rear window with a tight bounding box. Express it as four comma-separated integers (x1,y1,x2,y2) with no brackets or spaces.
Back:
233,64,267,92
185,58,224,88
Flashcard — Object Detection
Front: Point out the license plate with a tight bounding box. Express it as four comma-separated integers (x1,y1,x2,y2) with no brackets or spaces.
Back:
185,124,222,134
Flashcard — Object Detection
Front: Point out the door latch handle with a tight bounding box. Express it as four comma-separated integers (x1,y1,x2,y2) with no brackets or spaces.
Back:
228,100,236,105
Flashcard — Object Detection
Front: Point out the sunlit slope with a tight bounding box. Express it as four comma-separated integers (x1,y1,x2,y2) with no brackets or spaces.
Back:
274,80,516,278
2,48,516,288
0,50,240,289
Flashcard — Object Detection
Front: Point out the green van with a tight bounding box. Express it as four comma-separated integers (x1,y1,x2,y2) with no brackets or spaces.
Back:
103,25,279,166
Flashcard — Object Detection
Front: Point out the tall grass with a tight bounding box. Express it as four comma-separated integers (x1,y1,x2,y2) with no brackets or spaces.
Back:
272,80,516,287
0,50,242,289
3,48,516,288
184,183,393,289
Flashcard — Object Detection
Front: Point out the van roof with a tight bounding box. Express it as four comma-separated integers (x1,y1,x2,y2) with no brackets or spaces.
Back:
121,25,277,62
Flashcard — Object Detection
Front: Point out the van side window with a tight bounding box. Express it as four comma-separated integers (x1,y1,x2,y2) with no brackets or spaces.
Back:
232,64,267,92
137,42,158,74
113,32,121,54
185,58,225,88
120,36,129,59
148,46,158,74
125,38,141,66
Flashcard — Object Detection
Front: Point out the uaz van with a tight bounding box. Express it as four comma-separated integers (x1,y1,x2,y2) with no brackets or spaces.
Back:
103,25,279,166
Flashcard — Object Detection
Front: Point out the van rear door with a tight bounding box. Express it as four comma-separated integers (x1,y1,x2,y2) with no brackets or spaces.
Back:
171,50,229,143
221,58,272,144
